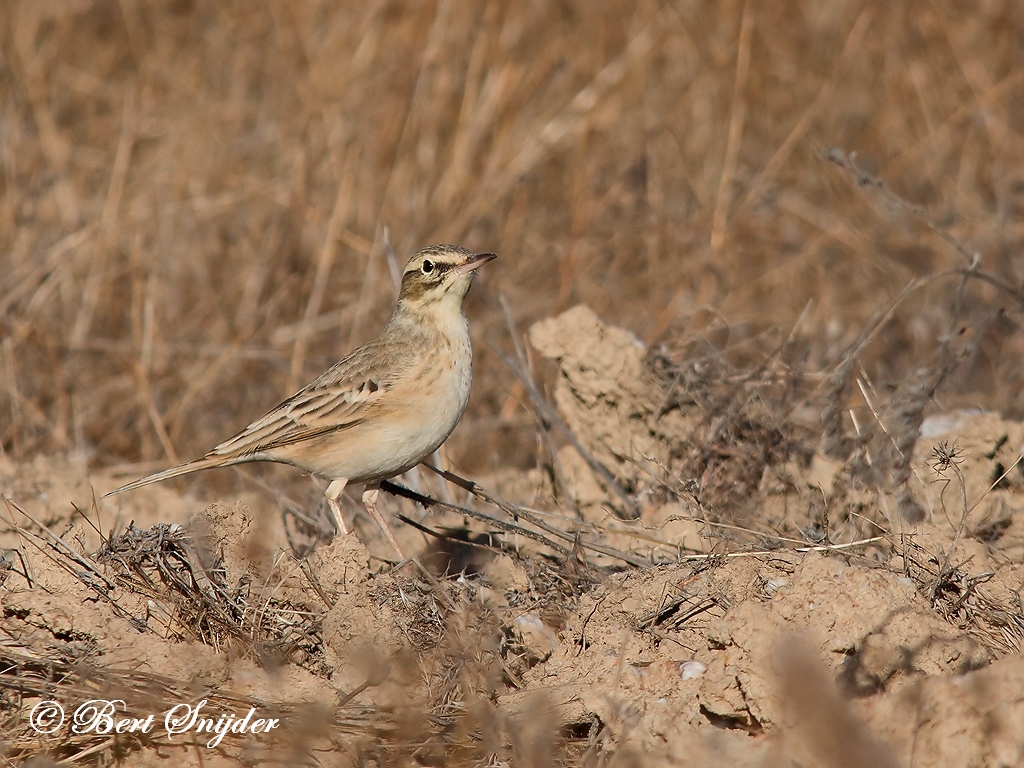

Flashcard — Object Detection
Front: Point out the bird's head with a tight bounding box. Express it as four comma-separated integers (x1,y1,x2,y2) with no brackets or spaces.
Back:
398,244,496,310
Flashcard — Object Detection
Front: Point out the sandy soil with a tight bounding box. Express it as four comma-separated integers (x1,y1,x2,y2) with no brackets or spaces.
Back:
4,308,1024,766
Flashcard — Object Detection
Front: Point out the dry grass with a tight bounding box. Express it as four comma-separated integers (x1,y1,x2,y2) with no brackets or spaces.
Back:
0,500,593,765
2,1,1023,484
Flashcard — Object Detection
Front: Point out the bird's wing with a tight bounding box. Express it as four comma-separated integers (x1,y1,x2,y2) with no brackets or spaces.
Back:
207,334,416,459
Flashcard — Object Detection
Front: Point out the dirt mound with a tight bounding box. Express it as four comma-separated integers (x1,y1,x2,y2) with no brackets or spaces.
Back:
4,307,1024,766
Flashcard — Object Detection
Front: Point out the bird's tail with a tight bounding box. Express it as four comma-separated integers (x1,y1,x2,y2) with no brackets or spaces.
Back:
103,456,242,498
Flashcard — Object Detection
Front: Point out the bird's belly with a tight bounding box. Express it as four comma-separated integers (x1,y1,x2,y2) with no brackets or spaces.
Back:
286,354,472,484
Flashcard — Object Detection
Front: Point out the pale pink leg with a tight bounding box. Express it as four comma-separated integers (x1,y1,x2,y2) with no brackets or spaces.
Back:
325,479,349,535
362,485,405,560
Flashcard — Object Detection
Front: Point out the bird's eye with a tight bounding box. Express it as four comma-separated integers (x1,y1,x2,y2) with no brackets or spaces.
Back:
421,259,435,275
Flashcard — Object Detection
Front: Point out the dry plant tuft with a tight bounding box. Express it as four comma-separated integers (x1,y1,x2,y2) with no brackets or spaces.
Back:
1,503,595,765
94,519,329,673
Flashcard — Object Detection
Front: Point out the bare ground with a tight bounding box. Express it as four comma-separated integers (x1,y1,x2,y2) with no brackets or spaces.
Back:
6,307,1024,765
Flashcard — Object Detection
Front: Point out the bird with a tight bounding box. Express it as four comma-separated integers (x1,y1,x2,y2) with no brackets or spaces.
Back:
104,244,496,559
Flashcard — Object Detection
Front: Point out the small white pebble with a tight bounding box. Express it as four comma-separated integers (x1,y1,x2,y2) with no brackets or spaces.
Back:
764,578,788,595
679,660,707,680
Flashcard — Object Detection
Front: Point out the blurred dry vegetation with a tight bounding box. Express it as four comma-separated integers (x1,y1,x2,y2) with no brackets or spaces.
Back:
2,0,1023,480
4,0,1024,765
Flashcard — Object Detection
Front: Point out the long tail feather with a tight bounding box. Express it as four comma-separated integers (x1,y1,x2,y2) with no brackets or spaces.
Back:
103,456,241,497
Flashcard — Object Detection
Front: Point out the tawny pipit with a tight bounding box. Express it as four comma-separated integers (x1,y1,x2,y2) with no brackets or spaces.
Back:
105,245,496,557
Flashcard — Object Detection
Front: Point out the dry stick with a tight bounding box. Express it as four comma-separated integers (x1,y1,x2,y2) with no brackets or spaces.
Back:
709,0,753,258
675,537,883,563
380,478,573,558
523,503,721,563
827,148,976,266
930,453,972,601
854,369,946,522
967,452,1024,519
289,146,353,392
4,501,145,630
384,472,653,569
559,516,692,556
71,88,136,347
142,286,180,463
5,497,116,590
428,467,651,567
491,346,640,519
661,514,870,550
928,449,1024,604
2,548,34,590
637,593,724,630
951,267,1024,311
0,499,36,588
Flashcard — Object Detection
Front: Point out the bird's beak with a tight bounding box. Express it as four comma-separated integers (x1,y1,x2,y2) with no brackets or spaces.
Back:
456,252,497,275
